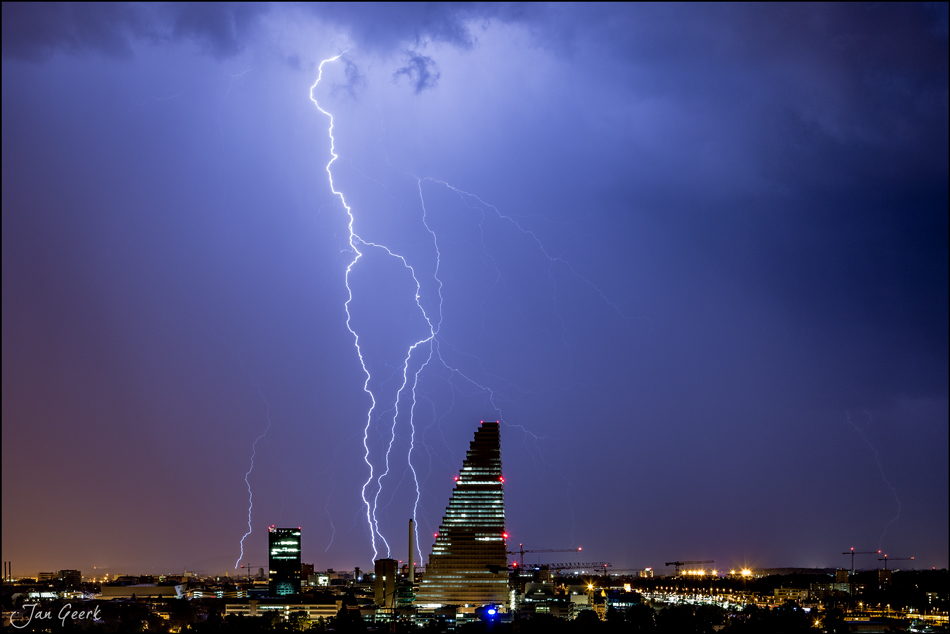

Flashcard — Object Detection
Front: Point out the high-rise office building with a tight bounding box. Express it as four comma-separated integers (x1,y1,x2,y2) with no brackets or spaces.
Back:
374,558,397,608
268,526,302,596
415,421,508,609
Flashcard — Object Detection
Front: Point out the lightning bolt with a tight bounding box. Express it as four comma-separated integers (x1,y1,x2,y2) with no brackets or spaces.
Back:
311,55,626,560
422,178,632,324
847,411,902,550
235,381,272,569
312,56,496,560
310,53,379,558
207,329,276,572
311,54,437,560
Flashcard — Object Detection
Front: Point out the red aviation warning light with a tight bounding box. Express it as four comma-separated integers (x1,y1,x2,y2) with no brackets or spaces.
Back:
503,532,509,539
499,476,505,483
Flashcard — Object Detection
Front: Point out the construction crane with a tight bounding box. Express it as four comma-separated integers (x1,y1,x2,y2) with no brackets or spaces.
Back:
665,560,714,576
842,548,880,597
507,544,582,569
843,548,881,574
878,555,914,570
544,562,611,574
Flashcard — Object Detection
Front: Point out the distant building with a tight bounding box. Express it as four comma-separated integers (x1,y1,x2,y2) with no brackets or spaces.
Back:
878,569,893,587
58,570,81,586
774,587,809,602
225,598,341,621
301,563,315,587
268,527,302,596
375,559,397,608
415,421,508,610
810,581,849,599
37,570,81,586
99,584,184,599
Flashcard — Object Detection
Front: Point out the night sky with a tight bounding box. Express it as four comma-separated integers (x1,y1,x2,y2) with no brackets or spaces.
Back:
2,4,947,577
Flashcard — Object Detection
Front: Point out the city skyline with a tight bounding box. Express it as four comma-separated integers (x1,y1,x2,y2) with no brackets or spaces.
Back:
2,4,948,576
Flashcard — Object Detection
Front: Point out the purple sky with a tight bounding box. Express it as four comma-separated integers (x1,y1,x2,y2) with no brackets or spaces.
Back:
2,3,947,577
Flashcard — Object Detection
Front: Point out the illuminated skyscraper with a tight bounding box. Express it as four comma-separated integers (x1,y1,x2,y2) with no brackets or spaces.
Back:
268,526,301,596
415,421,508,609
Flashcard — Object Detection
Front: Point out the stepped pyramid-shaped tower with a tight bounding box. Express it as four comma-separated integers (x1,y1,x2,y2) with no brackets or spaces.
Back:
415,421,508,609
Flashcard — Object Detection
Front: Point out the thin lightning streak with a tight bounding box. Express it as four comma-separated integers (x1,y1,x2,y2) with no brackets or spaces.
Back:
415,177,561,456
423,178,633,322
201,330,277,569
226,67,254,96
847,411,902,549
306,431,359,553
408,343,435,562
218,68,253,144
131,93,182,109
415,179,583,543
236,382,272,569
371,338,427,556
323,479,337,552
380,175,594,551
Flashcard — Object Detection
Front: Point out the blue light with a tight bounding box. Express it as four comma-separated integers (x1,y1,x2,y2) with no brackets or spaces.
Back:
488,608,496,615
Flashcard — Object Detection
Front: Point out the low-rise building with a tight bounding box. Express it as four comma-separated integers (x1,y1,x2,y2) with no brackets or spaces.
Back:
774,587,809,602
224,598,342,621
99,584,184,599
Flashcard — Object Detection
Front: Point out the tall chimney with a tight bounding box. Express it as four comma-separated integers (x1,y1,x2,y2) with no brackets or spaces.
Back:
408,518,415,584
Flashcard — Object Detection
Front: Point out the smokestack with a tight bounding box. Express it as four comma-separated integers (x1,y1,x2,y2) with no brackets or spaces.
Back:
408,518,415,585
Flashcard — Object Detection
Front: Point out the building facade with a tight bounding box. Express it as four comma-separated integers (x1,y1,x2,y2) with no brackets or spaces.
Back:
268,527,302,596
415,421,508,609
225,599,341,621
374,558,397,608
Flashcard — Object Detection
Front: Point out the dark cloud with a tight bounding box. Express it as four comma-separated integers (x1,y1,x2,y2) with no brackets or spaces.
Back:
2,2,947,574
309,2,492,51
1,3,502,62
1,2,147,60
1,2,268,61
165,3,268,59
393,50,441,93
332,57,365,99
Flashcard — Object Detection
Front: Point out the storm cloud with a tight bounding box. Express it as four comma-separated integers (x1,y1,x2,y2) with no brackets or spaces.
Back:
3,3,947,575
